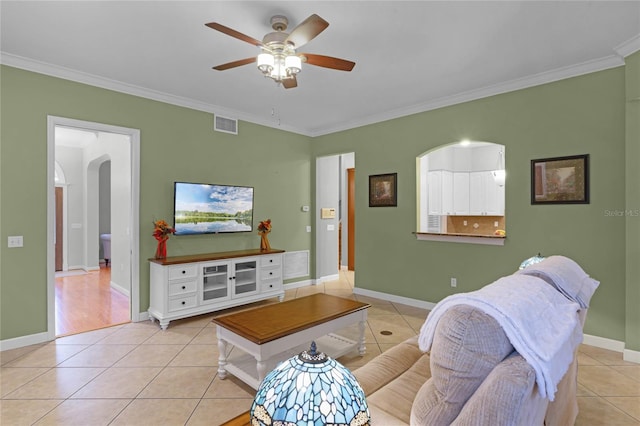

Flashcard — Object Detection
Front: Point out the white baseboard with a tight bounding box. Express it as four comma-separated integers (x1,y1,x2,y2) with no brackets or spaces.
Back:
582,333,625,352
581,333,640,363
284,279,314,290
67,264,85,271
317,274,340,284
110,281,130,297
624,348,640,363
0,331,53,351
353,287,437,311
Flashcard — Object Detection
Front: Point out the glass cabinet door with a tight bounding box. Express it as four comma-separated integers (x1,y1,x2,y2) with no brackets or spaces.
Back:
202,263,230,302
233,259,257,296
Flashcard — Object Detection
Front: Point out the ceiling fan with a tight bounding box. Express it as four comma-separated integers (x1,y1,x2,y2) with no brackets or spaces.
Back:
205,14,355,89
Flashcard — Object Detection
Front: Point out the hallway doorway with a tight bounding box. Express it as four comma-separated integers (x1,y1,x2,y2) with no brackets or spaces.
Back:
47,116,140,339
316,153,355,283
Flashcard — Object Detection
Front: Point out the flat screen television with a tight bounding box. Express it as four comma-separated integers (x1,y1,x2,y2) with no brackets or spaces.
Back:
173,182,254,235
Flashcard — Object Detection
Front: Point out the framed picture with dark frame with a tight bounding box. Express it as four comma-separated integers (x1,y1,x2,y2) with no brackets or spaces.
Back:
369,173,397,207
531,154,589,204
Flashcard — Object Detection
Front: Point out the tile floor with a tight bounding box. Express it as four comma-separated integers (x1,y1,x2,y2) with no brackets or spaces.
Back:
1,271,639,425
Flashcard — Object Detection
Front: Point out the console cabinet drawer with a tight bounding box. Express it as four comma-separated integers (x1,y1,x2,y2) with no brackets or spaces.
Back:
261,266,281,281
260,255,281,268
262,277,282,292
168,294,198,312
168,265,198,280
168,280,197,297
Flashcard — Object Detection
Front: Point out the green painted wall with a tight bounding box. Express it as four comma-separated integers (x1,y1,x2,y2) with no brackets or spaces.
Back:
312,67,628,342
1,60,637,350
625,51,640,352
0,65,312,340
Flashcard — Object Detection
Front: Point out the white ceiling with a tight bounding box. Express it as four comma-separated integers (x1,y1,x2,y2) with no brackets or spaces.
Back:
2,1,639,136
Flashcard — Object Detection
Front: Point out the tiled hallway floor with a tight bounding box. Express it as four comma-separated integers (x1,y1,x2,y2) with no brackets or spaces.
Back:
2,271,639,425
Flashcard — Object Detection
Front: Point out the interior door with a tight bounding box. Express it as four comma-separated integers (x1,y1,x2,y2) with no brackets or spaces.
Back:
55,186,63,271
347,168,355,271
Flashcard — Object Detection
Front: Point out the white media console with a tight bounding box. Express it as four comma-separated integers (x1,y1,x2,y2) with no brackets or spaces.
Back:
148,248,285,329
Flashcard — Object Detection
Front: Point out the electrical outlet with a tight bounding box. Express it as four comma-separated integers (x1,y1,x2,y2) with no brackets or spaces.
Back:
450,277,457,288
306,226,311,232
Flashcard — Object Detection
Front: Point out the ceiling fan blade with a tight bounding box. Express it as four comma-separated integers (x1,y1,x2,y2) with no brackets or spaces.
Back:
205,22,263,47
282,76,298,89
285,14,329,48
213,57,256,71
302,54,355,72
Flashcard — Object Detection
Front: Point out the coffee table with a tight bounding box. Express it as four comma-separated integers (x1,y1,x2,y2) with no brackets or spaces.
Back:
213,293,370,389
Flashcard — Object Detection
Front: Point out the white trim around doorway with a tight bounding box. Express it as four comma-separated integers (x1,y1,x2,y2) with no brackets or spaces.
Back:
47,116,141,341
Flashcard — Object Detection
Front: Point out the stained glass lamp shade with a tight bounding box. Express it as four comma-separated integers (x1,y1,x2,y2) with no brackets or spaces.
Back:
251,341,370,426
519,253,546,270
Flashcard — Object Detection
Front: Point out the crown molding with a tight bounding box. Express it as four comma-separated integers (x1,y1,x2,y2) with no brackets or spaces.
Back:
311,54,626,137
615,34,640,58
0,50,629,138
0,52,310,136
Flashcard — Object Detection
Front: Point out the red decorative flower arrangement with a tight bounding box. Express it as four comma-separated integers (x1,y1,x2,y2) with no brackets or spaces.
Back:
153,219,175,259
258,219,272,251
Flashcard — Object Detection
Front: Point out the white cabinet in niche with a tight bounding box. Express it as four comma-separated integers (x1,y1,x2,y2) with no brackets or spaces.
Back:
441,171,453,215
149,249,284,329
469,171,504,216
429,171,470,216
427,171,442,215
453,172,470,215
427,170,454,215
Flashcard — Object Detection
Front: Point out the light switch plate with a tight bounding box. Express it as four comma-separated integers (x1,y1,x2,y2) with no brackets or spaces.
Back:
8,236,23,248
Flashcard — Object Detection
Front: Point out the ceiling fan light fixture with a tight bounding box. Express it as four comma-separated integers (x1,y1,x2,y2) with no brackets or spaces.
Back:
257,52,274,74
285,55,301,75
208,14,355,89
261,52,301,82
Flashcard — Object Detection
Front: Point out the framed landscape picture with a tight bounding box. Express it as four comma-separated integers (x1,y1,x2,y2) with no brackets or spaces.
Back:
369,173,397,207
531,154,589,204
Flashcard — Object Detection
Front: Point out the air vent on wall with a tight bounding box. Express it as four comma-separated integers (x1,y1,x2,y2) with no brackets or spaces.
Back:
284,250,310,280
214,115,238,135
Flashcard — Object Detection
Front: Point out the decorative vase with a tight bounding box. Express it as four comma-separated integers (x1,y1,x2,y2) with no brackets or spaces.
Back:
155,237,168,259
260,233,271,251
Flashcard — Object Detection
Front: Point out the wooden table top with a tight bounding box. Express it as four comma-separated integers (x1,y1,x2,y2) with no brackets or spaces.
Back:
212,293,370,345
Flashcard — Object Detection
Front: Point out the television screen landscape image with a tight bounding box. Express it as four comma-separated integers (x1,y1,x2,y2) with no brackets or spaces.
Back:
173,182,254,235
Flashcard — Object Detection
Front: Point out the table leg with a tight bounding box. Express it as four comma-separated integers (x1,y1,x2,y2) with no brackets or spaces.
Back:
358,320,367,355
218,337,228,379
257,359,268,384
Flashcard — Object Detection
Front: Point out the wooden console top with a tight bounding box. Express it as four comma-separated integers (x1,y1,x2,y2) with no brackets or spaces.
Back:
149,248,285,266
212,293,370,345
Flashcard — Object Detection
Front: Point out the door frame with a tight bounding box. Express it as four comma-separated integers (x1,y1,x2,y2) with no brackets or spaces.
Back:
347,168,355,271
46,116,141,340
55,186,64,271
